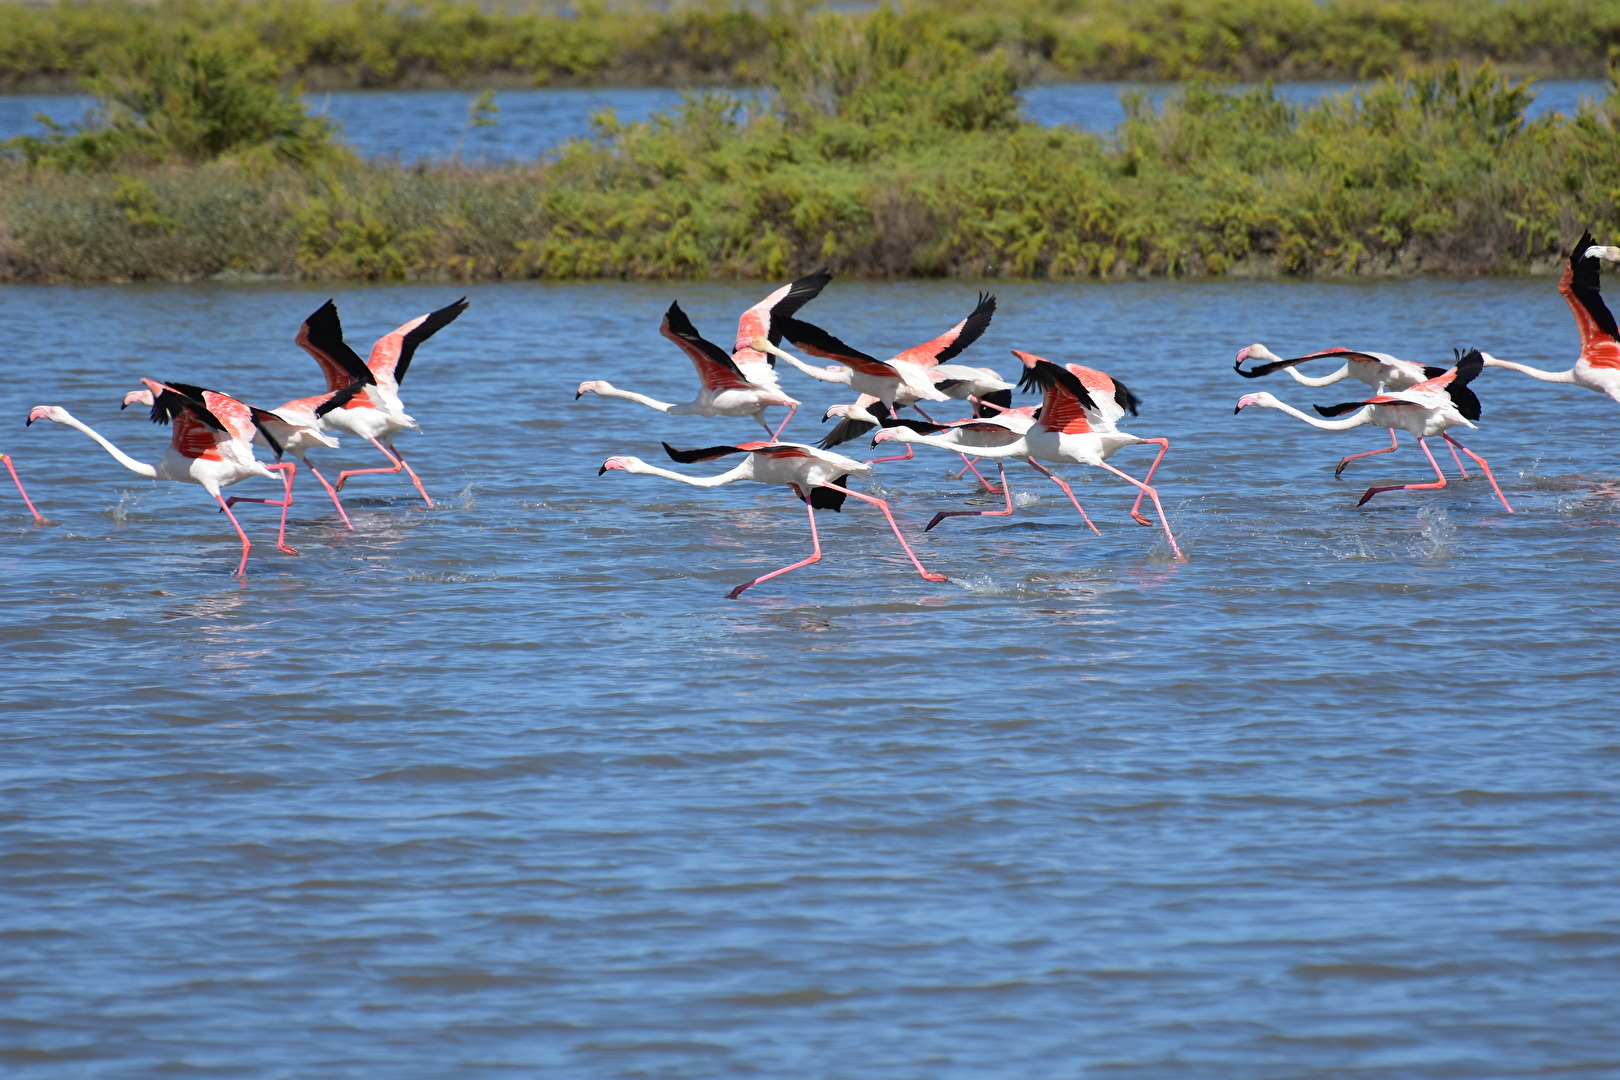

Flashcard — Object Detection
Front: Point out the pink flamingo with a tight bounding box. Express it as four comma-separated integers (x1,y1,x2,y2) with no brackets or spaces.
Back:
874,351,1185,561
28,380,297,575
296,297,469,508
1481,230,1620,402
579,301,802,437
123,380,363,534
1234,350,1514,512
2,452,45,524
598,440,948,599
578,273,830,438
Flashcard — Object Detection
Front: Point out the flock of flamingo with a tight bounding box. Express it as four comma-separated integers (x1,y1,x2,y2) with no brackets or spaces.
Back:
7,231,1619,597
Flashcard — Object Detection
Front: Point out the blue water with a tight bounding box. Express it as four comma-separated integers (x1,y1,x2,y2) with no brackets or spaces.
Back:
1,78,1606,161
2,277,1618,1076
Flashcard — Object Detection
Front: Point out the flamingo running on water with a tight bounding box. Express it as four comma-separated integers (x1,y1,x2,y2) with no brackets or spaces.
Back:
1234,349,1514,512
872,351,1186,561
816,394,1010,492
580,301,802,438
124,380,364,532
28,380,297,575
296,297,469,509
1480,230,1620,402
598,440,948,599
577,273,829,438
2,452,45,524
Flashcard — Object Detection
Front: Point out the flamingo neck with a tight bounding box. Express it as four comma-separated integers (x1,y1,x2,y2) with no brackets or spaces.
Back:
1257,399,1372,431
591,384,682,412
1284,363,1351,387
57,412,159,477
623,460,752,487
1480,358,1577,384
776,354,852,385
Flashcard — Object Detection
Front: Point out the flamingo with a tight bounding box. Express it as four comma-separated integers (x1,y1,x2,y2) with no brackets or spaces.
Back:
27,380,297,575
819,394,1014,492
2,452,45,524
123,380,364,532
296,297,469,509
873,351,1186,562
576,273,829,438
1233,349,1514,512
1235,344,1435,390
597,440,948,599
756,317,952,408
579,301,802,437
1479,230,1620,402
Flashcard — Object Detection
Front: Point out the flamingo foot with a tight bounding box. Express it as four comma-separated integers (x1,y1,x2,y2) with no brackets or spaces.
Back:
1130,510,1153,527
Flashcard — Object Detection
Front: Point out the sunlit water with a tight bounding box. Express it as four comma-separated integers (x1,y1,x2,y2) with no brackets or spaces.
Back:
3,278,1618,1078
1,78,1605,161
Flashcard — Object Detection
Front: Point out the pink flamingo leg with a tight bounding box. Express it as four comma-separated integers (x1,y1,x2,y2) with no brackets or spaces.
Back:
213,491,254,577
727,498,822,599
1357,437,1447,506
1334,429,1400,479
954,455,1001,493
335,437,433,508
768,402,798,441
1443,433,1513,512
303,456,354,530
821,481,948,584
867,443,916,465
1025,459,1101,536
3,454,46,524
225,463,299,554
927,462,1013,531
1444,436,1470,479
1126,438,1170,526
1094,459,1187,563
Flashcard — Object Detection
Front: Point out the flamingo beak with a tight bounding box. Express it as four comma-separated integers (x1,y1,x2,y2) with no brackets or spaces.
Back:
26,406,51,426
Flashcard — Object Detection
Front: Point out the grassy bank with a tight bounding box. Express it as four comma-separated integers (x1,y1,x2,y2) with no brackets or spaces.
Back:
5,0,1620,92
4,11,1620,284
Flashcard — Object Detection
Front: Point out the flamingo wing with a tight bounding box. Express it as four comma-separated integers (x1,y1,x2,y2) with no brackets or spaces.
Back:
818,416,876,449
777,318,897,379
1013,351,1097,434
1405,349,1484,419
735,270,833,356
890,292,997,368
661,303,755,392
661,441,755,464
369,297,469,385
296,300,375,392
313,381,369,419
1563,230,1620,370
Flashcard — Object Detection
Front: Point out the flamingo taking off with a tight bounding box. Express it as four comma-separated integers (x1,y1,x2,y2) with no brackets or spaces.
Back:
1234,349,1514,512
2,453,45,524
873,351,1186,562
577,273,829,438
579,302,802,437
598,440,948,599
124,380,364,532
1480,230,1620,402
28,380,297,575
296,297,469,509
757,318,951,409
1235,344,1435,391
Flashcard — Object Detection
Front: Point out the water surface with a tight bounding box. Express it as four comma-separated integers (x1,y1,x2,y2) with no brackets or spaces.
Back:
2,278,1618,1078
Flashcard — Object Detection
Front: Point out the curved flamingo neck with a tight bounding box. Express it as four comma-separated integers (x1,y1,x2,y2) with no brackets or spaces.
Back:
622,460,752,487
1480,357,1577,384
1284,363,1352,387
55,411,159,478
590,383,684,413
1255,398,1372,431
775,354,852,385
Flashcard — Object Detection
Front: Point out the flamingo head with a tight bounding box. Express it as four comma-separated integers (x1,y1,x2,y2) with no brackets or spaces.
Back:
1585,245,1620,263
598,456,634,476
871,429,898,446
1235,343,1281,368
576,380,605,400
1233,392,1281,414
26,405,66,426
750,336,794,362
122,388,155,410
822,403,849,422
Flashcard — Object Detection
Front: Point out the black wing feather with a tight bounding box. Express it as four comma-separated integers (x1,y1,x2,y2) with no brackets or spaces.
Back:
777,317,884,366
933,292,997,364
767,271,832,346
1111,377,1141,416
394,297,469,385
1447,349,1485,421
1015,358,1099,412
313,381,366,419
662,441,751,464
301,300,376,386
808,476,849,512
247,406,286,459
974,388,1013,417
666,302,749,377
1569,229,1620,343
1313,400,1374,418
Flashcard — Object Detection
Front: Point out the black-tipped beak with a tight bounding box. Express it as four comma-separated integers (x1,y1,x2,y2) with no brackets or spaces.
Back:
25,415,35,426
574,391,583,400
1233,404,1244,414
120,401,130,410
597,463,608,475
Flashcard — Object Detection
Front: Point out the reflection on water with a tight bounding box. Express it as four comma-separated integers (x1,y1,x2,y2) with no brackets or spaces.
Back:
2,277,1618,1076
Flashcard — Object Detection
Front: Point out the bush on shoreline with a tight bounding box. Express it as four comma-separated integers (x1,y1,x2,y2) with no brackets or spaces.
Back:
4,0,1620,92
4,9,1620,285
